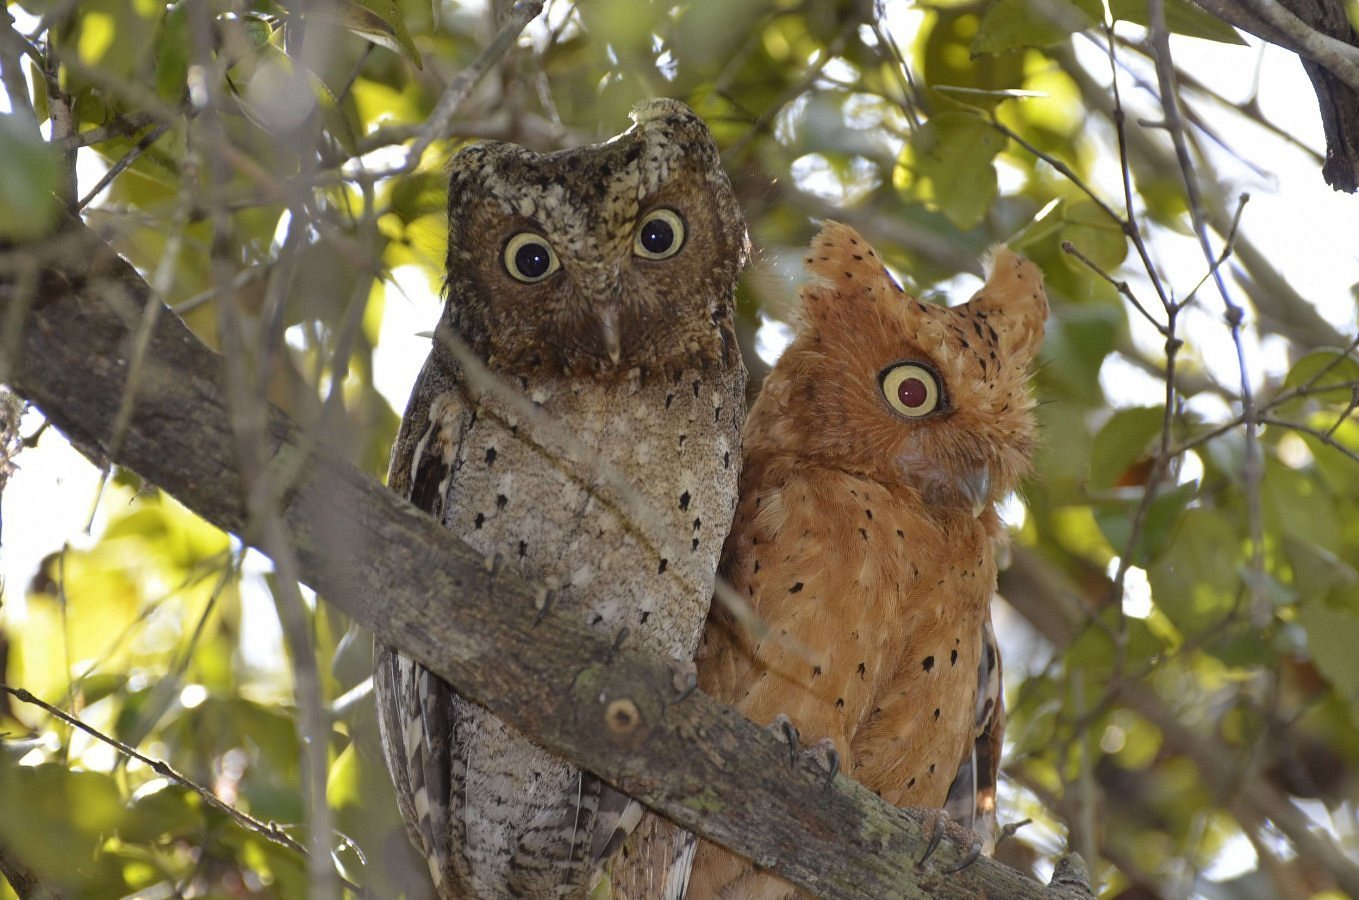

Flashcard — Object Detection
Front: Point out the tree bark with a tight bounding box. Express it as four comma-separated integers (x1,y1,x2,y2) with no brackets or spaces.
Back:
1189,0,1359,191
0,836,64,900
0,223,1093,900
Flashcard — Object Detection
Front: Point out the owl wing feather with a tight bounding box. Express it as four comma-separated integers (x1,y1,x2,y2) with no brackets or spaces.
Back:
374,368,478,894
375,364,653,898
943,612,1005,852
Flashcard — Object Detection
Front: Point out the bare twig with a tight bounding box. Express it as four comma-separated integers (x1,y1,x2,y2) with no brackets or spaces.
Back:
0,683,368,894
1146,0,1268,625
0,7,38,126
403,1,543,171
185,1,341,894
56,110,160,150
1061,241,1164,334
76,122,173,211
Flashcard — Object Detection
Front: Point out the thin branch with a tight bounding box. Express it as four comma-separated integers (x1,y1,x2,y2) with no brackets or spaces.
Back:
0,683,366,895
402,1,543,171
56,110,160,150
1260,415,1359,462
76,122,172,211
1146,0,1268,625
1060,241,1164,334
186,2,340,894
0,7,37,126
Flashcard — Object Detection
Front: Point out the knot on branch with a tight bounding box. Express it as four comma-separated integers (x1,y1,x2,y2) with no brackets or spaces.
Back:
606,698,642,736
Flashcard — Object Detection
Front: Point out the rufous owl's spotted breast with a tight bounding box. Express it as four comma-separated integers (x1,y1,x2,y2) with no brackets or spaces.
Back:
685,221,1046,899
372,99,748,900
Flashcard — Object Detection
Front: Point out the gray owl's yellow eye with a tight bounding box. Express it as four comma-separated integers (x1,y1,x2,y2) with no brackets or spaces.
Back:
504,233,560,283
880,363,942,418
633,209,686,260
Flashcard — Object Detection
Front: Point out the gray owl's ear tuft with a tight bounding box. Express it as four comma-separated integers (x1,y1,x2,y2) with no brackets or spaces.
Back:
630,97,697,126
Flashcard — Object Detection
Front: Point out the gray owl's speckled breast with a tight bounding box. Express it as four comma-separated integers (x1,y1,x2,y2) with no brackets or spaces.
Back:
411,361,744,657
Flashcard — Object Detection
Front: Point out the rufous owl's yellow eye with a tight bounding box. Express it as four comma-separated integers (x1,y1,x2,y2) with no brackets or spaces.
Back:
504,233,560,283
633,209,686,260
880,363,942,418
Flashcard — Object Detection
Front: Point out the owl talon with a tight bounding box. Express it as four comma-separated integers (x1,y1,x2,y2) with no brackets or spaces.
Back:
768,714,800,766
916,810,949,868
943,835,984,874
606,626,630,663
796,737,839,789
668,660,699,702
532,588,556,626
812,740,839,789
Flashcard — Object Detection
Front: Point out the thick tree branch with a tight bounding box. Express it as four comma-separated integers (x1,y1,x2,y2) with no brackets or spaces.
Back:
1188,0,1359,190
0,835,64,900
0,224,1092,899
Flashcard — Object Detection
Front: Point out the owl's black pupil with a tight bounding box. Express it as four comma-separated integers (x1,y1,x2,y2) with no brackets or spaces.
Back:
899,377,928,408
640,218,674,254
515,242,552,279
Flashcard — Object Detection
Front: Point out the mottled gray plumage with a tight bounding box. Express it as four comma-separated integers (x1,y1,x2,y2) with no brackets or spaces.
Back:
374,99,748,899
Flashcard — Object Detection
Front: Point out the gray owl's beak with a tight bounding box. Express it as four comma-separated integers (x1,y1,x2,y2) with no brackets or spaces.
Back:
958,466,992,518
598,304,622,365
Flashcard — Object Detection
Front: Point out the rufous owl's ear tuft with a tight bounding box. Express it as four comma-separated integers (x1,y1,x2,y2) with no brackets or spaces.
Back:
798,220,909,328
969,245,1048,360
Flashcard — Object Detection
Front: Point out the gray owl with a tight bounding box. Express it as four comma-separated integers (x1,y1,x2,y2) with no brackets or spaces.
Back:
373,98,749,899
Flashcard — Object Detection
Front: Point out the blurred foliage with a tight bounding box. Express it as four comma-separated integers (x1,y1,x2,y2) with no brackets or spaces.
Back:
2,0,1358,898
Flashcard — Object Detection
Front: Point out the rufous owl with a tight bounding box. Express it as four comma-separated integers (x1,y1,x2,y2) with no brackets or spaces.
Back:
373,99,748,899
682,220,1046,898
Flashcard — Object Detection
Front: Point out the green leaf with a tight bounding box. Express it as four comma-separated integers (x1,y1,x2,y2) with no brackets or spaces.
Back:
153,4,190,103
121,783,203,844
1008,197,1067,253
1262,456,1340,555
318,0,423,69
0,114,59,240
1109,0,1246,44
1282,348,1359,408
902,113,1005,230
1089,406,1165,490
0,765,127,888
1061,199,1128,272
972,0,1101,54
1147,507,1241,633
1094,481,1195,566
1298,596,1359,708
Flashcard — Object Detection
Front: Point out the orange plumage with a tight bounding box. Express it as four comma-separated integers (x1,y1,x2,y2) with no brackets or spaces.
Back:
687,221,1047,898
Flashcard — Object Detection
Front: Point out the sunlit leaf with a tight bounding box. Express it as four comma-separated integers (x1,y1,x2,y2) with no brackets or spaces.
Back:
1147,507,1241,632
1061,199,1128,272
1109,0,1246,44
1089,406,1165,490
1298,596,1359,709
901,113,1005,229
313,0,424,68
972,0,1100,54
1282,348,1359,407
